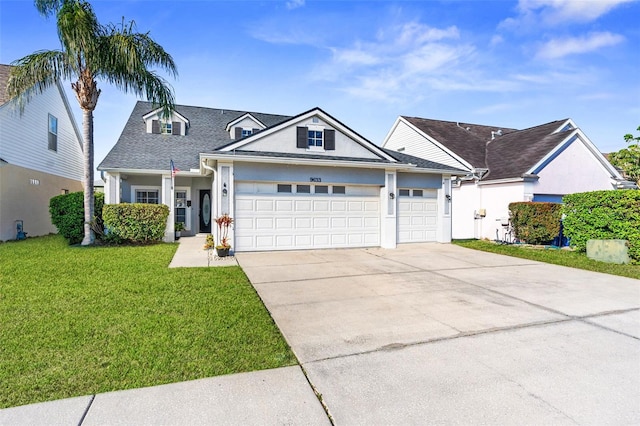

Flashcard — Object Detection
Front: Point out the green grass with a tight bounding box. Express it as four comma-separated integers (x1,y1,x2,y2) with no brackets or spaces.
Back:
453,239,640,280
0,235,297,409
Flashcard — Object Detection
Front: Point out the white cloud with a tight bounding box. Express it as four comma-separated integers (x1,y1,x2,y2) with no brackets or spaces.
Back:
501,0,636,29
536,32,625,59
285,0,305,10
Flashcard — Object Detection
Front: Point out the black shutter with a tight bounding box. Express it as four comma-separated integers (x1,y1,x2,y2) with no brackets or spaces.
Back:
152,120,160,134
297,126,307,148
324,129,335,150
172,122,181,135
252,128,259,135
235,127,242,139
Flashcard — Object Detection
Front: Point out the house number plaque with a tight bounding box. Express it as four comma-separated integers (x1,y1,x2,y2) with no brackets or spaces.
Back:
310,177,322,182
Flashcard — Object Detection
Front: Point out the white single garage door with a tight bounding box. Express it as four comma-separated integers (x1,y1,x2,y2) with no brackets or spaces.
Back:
397,188,438,243
234,182,380,251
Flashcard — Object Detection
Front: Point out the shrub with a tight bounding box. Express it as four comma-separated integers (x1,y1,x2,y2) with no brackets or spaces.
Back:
508,202,563,245
49,192,104,244
103,203,169,244
562,190,640,262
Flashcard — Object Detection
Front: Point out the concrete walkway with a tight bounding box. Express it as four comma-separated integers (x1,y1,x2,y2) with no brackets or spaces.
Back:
2,242,639,425
168,234,238,268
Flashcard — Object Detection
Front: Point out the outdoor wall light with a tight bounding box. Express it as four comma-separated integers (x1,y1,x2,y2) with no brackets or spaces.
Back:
222,183,228,197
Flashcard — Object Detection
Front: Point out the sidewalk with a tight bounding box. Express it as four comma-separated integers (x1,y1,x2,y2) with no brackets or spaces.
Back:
0,367,329,425
168,234,238,268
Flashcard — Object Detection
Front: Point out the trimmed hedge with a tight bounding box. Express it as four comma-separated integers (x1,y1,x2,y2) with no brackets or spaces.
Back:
103,203,169,244
562,190,640,262
49,192,104,245
508,202,563,245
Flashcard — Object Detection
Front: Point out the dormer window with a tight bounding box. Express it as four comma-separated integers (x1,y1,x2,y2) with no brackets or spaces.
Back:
144,108,189,136
308,130,323,147
162,122,172,134
242,128,253,138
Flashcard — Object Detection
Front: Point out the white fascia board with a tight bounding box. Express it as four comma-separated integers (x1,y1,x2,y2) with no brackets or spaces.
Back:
552,118,576,134
224,113,266,132
220,108,399,162
201,152,411,171
56,80,84,149
142,107,190,125
573,128,623,178
98,167,201,177
477,176,536,185
400,117,474,170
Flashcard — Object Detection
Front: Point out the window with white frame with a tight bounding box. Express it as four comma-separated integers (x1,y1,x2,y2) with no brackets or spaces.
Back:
308,130,323,147
241,128,252,138
135,189,159,204
48,114,58,151
161,122,172,134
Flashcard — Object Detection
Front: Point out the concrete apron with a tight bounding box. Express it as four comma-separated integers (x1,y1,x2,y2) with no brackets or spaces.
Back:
237,243,640,425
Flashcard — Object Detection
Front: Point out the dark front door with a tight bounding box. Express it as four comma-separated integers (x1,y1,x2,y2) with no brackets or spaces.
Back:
199,190,211,233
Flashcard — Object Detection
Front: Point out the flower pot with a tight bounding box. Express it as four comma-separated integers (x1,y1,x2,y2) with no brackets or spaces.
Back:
216,247,230,257
175,231,181,240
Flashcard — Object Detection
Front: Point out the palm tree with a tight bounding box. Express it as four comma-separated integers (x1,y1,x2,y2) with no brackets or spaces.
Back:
7,0,177,245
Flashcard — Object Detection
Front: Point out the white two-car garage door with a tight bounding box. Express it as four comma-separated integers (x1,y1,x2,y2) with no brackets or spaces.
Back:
234,182,380,252
397,188,438,243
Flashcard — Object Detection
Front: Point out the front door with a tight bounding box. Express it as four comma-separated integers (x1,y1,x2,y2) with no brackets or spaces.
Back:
199,190,211,233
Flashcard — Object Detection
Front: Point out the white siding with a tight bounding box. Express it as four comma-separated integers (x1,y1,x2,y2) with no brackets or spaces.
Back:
0,83,83,181
534,139,614,195
384,120,469,170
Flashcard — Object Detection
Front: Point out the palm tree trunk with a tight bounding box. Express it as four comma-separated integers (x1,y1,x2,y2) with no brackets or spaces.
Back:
81,108,95,246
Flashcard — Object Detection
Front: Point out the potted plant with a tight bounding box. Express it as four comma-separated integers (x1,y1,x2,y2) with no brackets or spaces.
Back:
203,234,215,250
214,214,233,257
174,222,185,240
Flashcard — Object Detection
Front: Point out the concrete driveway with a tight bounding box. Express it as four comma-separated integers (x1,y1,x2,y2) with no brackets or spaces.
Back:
236,243,640,425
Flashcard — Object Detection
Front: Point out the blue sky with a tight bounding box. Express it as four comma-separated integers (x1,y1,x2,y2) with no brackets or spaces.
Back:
2,0,639,168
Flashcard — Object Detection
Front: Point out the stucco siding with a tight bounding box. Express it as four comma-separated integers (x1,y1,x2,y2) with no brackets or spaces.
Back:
241,117,380,159
0,163,83,241
534,139,614,195
0,84,83,181
384,120,469,170
234,162,385,186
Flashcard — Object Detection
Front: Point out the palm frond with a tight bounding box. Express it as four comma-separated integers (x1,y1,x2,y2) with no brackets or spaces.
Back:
34,0,65,17
56,0,101,65
8,50,72,110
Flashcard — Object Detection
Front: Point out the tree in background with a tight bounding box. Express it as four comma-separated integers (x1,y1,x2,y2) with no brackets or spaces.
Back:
609,126,640,185
7,0,177,245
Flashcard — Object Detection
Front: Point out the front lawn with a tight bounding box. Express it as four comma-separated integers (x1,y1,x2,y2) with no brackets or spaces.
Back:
0,235,296,409
453,239,639,280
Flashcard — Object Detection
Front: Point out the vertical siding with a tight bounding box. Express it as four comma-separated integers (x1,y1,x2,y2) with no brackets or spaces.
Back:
384,121,469,170
0,83,83,181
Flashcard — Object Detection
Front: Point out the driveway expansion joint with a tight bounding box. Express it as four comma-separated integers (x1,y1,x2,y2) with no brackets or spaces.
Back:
77,394,94,426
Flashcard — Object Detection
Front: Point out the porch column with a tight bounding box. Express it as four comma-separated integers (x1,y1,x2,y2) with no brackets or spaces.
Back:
104,172,120,204
381,170,397,249
437,176,452,243
161,174,175,243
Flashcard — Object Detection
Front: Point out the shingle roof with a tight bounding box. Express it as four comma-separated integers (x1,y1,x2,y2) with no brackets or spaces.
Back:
98,101,291,171
403,116,572,180
0,64,14,106
382,148,466,172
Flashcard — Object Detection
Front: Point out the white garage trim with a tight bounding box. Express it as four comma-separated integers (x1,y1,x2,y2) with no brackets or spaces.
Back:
234,183,380,251
397,189,438,243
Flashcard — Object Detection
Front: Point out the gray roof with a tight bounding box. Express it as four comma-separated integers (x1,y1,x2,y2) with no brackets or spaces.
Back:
98,101,291,171
403,116,571,180
99,102,458,174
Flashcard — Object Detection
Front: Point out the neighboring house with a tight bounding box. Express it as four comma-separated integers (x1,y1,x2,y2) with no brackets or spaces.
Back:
98,102,464,250
0,64,84,241
382,116,631,240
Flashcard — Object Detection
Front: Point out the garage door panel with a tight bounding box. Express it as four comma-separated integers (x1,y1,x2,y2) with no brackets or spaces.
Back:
235,193,380,251
398,197,438,243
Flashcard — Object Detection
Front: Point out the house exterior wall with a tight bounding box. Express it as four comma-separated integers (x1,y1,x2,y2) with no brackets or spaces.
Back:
241,118,380,159
452,181,525,240
533,139,614,196
0,83,83,181
234,162,385,185
383,120,469,170
0,163,83,241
